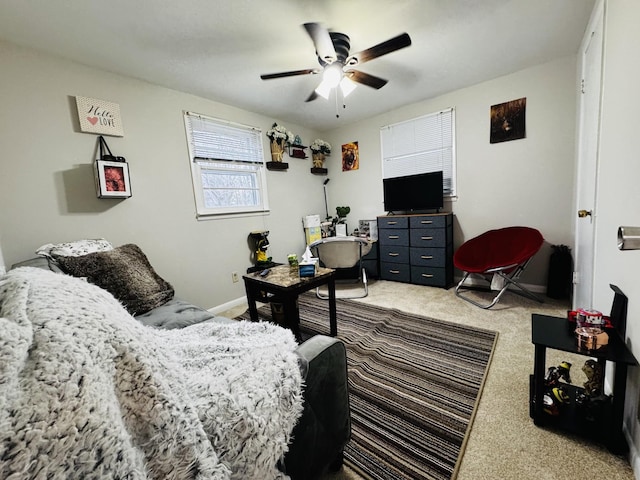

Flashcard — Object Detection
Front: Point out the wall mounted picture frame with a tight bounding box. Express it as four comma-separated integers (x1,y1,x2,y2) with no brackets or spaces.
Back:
95,160,132,198
342,141,360,171
490,97,526,144
76,96,124,136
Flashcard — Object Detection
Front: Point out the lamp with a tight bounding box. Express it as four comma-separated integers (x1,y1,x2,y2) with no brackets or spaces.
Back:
323,178,330,220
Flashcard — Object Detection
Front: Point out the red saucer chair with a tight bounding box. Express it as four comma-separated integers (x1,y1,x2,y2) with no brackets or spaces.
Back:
454,226,544,309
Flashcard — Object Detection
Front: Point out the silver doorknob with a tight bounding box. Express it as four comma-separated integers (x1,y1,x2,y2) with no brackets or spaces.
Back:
578,209,592,218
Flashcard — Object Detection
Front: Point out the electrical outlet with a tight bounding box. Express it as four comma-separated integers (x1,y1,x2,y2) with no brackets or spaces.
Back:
232,271,239,283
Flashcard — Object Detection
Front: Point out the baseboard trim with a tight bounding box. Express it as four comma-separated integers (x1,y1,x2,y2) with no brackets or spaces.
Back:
209,295,247,315
623,423,640,479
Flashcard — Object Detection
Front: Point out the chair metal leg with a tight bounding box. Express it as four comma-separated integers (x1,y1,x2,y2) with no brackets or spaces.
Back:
316,267,368,299
455,264,544,309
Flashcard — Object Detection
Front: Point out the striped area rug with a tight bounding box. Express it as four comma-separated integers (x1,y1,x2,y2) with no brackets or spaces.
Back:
241,294,497,480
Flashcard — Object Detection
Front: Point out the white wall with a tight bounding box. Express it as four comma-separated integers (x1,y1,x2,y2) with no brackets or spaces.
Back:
0,40,324,308
589,0,640,472
0,40,580,304
322,56,579,286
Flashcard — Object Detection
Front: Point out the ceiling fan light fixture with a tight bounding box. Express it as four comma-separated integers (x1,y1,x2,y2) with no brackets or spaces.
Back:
340,76,357,97
323,63,343,88
315,80,332,100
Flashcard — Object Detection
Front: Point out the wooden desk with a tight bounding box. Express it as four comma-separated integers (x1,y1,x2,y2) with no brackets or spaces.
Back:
243,265,336,341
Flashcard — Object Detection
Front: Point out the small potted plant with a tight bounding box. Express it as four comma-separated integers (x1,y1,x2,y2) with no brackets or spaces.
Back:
266,123,294,162
310,138,332,168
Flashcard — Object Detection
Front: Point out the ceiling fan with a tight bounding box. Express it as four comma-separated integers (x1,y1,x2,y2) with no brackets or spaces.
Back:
260,23,412,103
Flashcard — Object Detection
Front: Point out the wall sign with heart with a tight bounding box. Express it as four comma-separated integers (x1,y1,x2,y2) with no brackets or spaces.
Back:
76,96,124,136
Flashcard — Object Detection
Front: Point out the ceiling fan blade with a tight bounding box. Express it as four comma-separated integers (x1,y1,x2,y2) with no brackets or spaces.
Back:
346,32,411,66
345,70,388,89
303,22,337,64
305,90,319,102
260,68,319,80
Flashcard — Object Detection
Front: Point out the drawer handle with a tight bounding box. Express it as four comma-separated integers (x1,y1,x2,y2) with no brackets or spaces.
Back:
421,255,433,259
388,221,398,225
389,270,401,274
388,235,400,239
421,236,433,240
420,221,433,224
421,274,434,278
388,253,400,257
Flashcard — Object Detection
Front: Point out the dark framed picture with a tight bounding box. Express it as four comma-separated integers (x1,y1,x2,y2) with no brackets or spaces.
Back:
490,97,526,144
95,160,132,198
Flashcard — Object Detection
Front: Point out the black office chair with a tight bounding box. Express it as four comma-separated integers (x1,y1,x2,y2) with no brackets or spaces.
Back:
309,236,371,299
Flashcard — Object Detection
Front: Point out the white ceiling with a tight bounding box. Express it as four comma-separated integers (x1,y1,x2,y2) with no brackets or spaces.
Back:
0,0,595,132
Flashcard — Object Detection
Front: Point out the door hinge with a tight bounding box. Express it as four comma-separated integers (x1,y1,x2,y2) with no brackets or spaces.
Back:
573,271,579,284
581,79,585,94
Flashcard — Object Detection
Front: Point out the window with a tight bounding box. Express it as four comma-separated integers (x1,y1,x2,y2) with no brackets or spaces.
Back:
380,108,456,197
184,112,269,218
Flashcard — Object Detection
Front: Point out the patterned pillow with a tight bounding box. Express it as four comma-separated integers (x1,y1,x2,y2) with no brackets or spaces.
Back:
36,239,114,258
55,244,174,315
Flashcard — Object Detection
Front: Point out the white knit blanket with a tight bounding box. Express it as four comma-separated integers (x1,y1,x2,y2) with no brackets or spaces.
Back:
0,268,303,480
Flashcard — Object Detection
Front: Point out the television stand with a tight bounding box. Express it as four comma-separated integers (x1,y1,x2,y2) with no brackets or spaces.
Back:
377,212,453,288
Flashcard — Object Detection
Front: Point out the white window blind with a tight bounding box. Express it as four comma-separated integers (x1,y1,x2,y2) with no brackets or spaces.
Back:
184,112,269,217
380,108,456,196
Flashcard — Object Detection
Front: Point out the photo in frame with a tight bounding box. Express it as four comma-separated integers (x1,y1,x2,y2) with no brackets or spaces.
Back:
341,141,360,171
490,97,526,144
95,160,132,198
76,96,124,136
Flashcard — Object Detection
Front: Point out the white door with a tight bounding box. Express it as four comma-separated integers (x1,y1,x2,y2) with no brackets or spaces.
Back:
573,1,604,309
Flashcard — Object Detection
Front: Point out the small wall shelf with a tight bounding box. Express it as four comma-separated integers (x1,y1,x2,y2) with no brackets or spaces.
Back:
311,167,328,175
288,144,308,159
266,161,289,171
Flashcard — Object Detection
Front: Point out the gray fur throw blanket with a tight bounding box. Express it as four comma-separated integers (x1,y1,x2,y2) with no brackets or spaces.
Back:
0,268,303,480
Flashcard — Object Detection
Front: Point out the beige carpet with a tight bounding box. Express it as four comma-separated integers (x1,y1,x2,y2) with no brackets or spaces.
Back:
223,280,635,479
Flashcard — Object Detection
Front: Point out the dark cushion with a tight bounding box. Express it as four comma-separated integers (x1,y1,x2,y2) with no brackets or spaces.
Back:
56,244,174,315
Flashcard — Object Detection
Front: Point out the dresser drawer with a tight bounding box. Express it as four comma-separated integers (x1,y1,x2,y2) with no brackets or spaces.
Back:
380,262,411,282
379,228,409,247
379,245,409,264
410,228,447,246
411,265,446,287
410,247,446,267
409,215,449,229
378,216,408,229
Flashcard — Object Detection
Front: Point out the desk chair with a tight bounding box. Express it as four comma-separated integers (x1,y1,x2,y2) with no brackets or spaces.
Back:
310,236,371,299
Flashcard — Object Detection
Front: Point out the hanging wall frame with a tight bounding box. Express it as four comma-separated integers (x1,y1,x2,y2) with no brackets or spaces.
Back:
95,160,132,198
94,135,131,198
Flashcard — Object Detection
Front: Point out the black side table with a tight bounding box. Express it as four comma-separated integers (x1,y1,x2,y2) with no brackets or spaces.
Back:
243,265,336,341
530,314,638,453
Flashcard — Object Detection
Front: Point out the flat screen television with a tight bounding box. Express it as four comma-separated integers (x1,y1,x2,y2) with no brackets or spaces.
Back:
383,171,444,213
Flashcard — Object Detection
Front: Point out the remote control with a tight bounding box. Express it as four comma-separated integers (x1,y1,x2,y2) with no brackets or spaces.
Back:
259,268,270,277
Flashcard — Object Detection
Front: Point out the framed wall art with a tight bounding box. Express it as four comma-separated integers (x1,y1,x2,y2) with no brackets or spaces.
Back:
342,141,360,171
76,96,124,136
490,97,526,144
95,160,132,198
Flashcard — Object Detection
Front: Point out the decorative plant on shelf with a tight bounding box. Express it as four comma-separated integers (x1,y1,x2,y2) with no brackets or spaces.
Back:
266,123,294,162
310,138,332,168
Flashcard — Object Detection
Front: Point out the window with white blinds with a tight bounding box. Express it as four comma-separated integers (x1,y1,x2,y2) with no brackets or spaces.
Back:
380,108,456,197
184,112,269,217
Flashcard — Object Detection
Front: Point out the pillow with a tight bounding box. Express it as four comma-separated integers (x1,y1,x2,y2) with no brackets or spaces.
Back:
55,244,174,315
36,238,114,258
